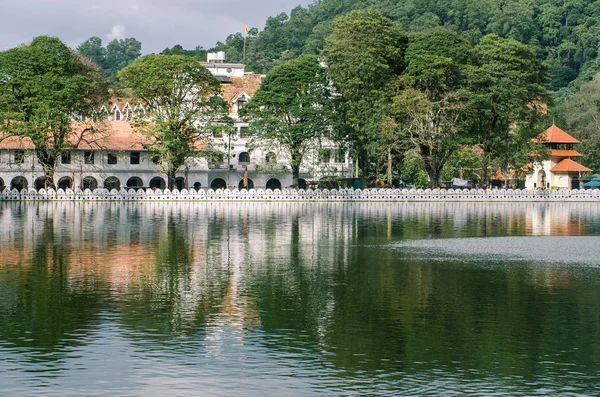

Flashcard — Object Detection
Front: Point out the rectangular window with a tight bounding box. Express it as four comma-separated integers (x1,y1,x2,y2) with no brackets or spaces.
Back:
240,126,249,138
318,149,331,164
107,153,118,165
61,152,71,164
335,150,345,163
213,130,223,138
130,151,140,165
14,150,24,164
151,155,160,165
84,151,94,165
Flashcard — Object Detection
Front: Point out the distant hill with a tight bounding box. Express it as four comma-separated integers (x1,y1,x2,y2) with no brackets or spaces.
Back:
210,0,600,97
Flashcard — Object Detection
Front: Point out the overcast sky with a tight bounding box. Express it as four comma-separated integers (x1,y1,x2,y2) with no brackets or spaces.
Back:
1,0,314,53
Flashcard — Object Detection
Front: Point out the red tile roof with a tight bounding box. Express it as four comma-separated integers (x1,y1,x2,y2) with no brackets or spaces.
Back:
551,149,582,157
533,125,581,144
550,158,592,172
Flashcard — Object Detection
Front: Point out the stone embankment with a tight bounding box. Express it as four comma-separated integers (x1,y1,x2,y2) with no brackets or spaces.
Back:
1,187,600,202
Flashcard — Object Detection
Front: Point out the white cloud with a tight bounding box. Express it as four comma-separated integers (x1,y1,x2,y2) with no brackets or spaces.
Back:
106,24,126,41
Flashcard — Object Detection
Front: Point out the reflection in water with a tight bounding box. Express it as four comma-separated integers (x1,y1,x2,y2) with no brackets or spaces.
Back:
0,202,600,396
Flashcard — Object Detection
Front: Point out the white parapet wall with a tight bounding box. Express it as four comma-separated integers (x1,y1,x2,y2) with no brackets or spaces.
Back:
1,187,600,202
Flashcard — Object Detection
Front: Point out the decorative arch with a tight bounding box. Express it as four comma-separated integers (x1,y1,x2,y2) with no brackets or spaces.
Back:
104,176,121,190
126,177,143,188
238,178,254,190
193,182,202,191
57,176,72,190
149,177,166,190
10,176,28,191
537,169,548,189
83,176,98,190
0,177,4,190
210,178,227,190
34,176,46,190
266,178,281,190
175,177,185,190
238,152,251,163
298,178,307,189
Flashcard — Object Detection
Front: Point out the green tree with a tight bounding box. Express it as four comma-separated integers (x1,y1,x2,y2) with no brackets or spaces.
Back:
322,9,407,187
243,55,333,186
553,73,600,172
77,36,107,68
77,36,141,79
160,44,207,61
468,34,549,187
392,28,472,188
118,54,230,189
105,38,142,79
0,36,109,189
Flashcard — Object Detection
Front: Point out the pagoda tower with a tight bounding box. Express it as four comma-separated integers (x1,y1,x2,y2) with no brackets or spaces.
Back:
525,124,591,189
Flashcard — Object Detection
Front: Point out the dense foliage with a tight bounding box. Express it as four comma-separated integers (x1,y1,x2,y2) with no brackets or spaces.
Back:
242,55,333,186
0,36,109,189
77,37,142,80
215,0,600,96
118,55,230,189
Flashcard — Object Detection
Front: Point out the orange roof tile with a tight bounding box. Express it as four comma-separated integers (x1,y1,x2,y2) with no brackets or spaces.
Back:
533,125,581,144
220,74,263,111
551,149,582,157
550,158,592,173
1,120,206,151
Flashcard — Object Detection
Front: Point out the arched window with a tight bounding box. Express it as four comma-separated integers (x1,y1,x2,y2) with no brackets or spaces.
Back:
238,152,250,163
150,177,166,190
126,177,143,188
10,176,28,191
266,178,281,190
104,176,121,190
57,176,72,190
210,178,227,190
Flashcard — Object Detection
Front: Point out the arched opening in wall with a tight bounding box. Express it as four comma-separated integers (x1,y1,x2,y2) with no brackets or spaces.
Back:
104,176,121,191
175,177,185,190
538,170,547,189
238,152,250,164
10,176,28,191
238,178,254,190
298,178,307,189
126,177,143,189
57,177,72,190
266,152,277,164
83,176,98,190
149,177,166,190
0,177,4,190
210,178,227,190
193,182,202,191
34,177,46,190
266,178,281,190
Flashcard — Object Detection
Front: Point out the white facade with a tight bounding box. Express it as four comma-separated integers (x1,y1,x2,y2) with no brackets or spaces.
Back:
0,60,350,192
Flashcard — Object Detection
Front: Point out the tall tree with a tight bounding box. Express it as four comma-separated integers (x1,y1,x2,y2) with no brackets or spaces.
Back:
105,38,142,79
242,54,333,186
77,36,141,79
468,34,549,186
0,36,109,189
392,28,472,188
118,55,230,189
322,9,407,187
77,36,107,68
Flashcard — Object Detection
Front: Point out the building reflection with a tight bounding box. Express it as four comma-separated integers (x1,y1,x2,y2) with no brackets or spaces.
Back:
1,201,600,370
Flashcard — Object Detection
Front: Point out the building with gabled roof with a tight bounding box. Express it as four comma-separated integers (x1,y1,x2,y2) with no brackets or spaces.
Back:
525,124,592,189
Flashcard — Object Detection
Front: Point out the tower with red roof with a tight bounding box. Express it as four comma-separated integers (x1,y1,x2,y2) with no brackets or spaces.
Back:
525,124,591,189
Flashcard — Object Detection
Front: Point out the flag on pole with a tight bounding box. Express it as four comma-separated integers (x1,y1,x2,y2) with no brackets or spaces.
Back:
244,25,249,34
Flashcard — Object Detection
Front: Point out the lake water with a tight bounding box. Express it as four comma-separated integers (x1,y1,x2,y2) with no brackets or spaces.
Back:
1,202,599,396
